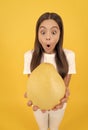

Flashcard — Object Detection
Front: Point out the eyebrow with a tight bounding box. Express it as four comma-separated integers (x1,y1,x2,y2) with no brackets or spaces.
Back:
39,26,59,29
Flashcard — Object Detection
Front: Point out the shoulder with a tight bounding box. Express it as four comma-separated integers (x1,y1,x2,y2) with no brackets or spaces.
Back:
63,49,76,74
24,50,33,58
63,48,76,63
63,48,75,58
23,50,33,74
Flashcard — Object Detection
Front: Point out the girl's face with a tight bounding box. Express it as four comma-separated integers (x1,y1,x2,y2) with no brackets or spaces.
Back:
38,19,60,54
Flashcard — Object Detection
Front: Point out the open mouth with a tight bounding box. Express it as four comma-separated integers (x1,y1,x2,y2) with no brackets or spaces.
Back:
47,44,50,48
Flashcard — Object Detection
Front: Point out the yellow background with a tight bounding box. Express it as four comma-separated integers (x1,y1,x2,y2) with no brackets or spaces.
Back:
0,0,88,130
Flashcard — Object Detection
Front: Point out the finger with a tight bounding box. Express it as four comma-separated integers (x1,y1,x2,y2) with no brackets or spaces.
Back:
52,103,63,111
52,106,58,111
61,97,68,103
41,110,46,113
52,108,58,111
55,103,64,109
24,92,27,98
32,106,39,111
27,101,32,106
52,105,56,111
65,88,70,97
52,106,63,111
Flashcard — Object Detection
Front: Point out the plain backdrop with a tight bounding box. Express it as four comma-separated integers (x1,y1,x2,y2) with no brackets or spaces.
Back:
0,0,88,130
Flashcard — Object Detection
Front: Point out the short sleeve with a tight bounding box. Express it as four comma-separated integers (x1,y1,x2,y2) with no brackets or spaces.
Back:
64,49,76,74
23,50,33,74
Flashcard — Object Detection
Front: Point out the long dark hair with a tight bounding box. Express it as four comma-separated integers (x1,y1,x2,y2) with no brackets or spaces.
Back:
30,12,68,79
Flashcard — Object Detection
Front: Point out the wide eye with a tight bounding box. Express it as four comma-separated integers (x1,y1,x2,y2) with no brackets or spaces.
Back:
40,30,46,35
51,30,57,35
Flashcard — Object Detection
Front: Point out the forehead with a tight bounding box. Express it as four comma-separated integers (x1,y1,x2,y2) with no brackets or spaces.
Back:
39,19,59,29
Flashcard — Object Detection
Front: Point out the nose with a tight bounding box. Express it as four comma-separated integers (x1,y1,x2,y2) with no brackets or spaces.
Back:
46,32,51,40
46,37,50,40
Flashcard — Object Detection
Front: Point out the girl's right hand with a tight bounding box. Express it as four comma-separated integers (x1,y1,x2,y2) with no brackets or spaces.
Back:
24,92,46,112
24,92,38,110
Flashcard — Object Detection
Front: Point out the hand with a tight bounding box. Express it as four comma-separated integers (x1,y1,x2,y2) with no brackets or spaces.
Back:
52,87,70,111
24,92,46,113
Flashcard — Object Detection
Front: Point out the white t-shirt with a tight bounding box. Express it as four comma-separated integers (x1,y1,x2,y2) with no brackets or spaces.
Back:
23,49,76,75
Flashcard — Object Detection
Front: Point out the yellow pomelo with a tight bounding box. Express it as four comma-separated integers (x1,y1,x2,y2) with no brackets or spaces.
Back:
27,63,66,110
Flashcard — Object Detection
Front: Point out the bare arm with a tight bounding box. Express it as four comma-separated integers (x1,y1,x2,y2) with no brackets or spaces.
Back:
52,74,72,111
24,74,30,98
64,74,72,87
28,74,30,77
62,74,72,103
24,74,40,111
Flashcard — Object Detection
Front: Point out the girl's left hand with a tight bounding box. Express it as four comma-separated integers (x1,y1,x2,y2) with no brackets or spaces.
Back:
52,87,70,111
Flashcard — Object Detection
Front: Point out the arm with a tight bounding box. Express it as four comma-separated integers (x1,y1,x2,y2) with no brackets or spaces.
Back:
24,74,30,97
52,74,72,111
62,74,71,102
53,51,76,110
64,74,71,87
24,74,40,111
63,74,71,101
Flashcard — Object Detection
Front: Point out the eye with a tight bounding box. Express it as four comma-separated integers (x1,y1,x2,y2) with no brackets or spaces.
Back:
51,30,57,35
40,30,46,35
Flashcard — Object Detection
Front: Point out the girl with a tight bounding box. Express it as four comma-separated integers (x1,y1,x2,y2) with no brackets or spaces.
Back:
23,12,76,130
